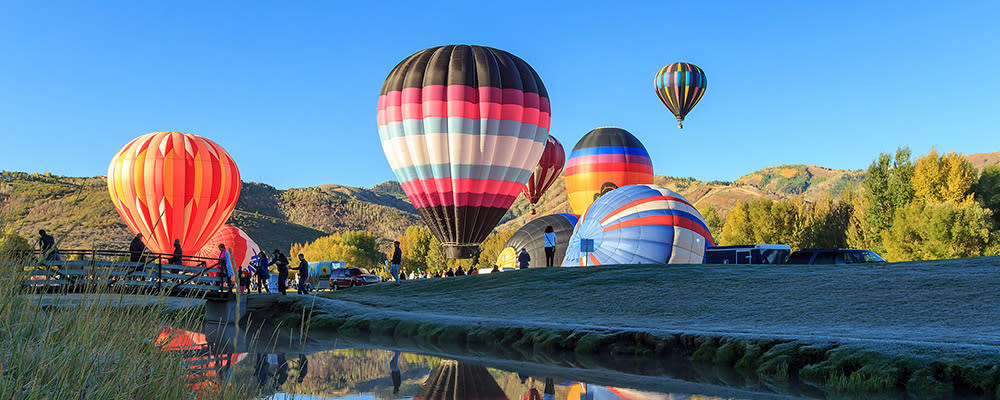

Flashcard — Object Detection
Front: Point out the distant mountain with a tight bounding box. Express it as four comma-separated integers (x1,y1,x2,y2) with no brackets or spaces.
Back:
733,164,865,200
966,151,1000,170
0,171,419,252
3,150,996,250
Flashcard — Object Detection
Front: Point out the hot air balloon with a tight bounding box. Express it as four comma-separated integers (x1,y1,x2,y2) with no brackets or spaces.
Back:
522,135,566,214
107,132,240,256
496,213,578,269
654,62,707,129
377,45,551,258
564,127,653,215
562,184,714,266
195,225,261,271
415,360,507,400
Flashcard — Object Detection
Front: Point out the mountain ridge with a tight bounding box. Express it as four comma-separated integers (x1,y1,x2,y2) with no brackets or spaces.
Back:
2,150,997,251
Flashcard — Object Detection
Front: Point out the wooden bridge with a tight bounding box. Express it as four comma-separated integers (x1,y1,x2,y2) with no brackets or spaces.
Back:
19,249,236,300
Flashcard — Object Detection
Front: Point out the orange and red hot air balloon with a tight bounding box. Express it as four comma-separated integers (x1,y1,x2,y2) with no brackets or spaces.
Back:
107,132,241,256
195,225,261,271
522,135,565,214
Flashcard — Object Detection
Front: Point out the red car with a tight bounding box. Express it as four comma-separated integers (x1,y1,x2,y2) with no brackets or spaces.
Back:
329,267,381,289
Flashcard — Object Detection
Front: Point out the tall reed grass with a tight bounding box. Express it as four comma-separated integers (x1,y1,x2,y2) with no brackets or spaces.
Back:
0,255,256,399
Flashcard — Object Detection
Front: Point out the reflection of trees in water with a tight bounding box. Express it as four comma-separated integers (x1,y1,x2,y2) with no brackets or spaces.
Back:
260,349,437,398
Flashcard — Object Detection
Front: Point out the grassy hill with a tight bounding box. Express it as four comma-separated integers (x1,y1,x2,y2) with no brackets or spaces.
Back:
3,150,996,250
0,171,419,253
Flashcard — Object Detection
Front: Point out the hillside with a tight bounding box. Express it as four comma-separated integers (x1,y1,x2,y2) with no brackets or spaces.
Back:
3,150,996,250
0,171,419,253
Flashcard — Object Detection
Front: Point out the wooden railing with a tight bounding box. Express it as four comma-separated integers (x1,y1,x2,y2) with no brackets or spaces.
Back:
17,249,235,300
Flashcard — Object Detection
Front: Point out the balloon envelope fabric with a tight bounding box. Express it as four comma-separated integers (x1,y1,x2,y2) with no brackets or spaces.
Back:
564,127,653,215
562,185,714,266
414,360,507,400
654,62,707,128
522,135,566,205
496,213,579,269
107,132,241,255
377,45,551,258
195,225,261,272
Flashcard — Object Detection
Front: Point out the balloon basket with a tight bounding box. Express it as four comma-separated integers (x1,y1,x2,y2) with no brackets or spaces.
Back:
445,245,478,259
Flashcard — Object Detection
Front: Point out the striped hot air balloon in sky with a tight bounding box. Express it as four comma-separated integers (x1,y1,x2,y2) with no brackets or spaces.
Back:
107,132,241,256
522,134,565,208
562,184,714,266
564,127,653,215
377,45,551,259
654,62,707,129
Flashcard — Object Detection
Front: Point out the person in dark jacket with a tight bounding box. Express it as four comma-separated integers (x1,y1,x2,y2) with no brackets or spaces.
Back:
389,241,402,286
270,249,289,295
167,238,183,265
455,266,465,276
518,247,531,269
296,253,310,295
37,229,58,261
256,251,269,293
128,233,146,263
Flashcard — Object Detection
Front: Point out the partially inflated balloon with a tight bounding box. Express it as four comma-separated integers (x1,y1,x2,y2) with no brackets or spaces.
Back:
522,135,565,207
654,62,707,129
107,132,241,255
496,213,578,269
195,225,260,270
562,184,714,266
377,45,551,258
564,127,653,215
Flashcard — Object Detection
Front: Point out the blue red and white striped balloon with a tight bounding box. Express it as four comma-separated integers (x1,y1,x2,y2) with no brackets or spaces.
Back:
562,184,714,266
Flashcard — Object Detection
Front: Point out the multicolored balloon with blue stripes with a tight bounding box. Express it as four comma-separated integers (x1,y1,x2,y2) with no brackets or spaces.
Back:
564,127,653,215
654,62,706,129
377,45,551,258
562,184,715,266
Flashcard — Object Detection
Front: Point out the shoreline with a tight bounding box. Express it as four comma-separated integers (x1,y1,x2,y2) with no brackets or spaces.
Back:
256,259,1000,398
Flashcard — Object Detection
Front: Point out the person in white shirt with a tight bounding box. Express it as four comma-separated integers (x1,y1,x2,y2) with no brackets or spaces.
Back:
543,225,557,267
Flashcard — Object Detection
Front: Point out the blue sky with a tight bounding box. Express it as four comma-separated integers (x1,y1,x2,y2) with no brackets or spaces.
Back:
2,1,998,189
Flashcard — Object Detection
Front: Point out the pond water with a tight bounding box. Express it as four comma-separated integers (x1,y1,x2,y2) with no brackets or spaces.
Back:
155,322,899,400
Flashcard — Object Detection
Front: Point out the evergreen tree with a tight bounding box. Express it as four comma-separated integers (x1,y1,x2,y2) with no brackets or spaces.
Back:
972,165,1000,228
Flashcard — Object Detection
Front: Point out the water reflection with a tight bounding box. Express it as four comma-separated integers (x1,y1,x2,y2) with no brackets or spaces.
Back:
155,326,755,400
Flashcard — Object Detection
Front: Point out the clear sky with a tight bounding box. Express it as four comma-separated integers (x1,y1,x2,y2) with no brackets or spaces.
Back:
2,1,998,189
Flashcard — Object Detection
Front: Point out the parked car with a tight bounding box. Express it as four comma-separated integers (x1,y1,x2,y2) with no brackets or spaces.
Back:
704,244,791,264
329,267,381,289
787,248,887,265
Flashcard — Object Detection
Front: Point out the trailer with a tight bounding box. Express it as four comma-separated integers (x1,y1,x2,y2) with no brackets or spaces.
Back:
704,244,791,265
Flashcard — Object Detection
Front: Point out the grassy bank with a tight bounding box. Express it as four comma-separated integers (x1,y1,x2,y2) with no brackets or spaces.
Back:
268,258,1000,398
0,265,249,399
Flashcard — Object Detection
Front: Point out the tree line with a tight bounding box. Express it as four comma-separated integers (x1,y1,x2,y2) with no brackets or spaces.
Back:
709,147,1000,261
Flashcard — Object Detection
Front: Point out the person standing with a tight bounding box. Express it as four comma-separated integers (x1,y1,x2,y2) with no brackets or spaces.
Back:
128,233,146,263
296,253,310,295
256,251,270,293
389,351,401,395
167,238,183,265
518,247,531,269
37,229,58,261
389,241,402,286
270,249,289,295
216,244,236,290
543,225,557,267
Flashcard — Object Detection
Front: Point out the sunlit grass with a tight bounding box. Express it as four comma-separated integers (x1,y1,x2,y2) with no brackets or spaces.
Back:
0,254,256,399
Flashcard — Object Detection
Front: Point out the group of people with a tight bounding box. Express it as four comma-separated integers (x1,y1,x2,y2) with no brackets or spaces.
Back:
125,232,315,296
